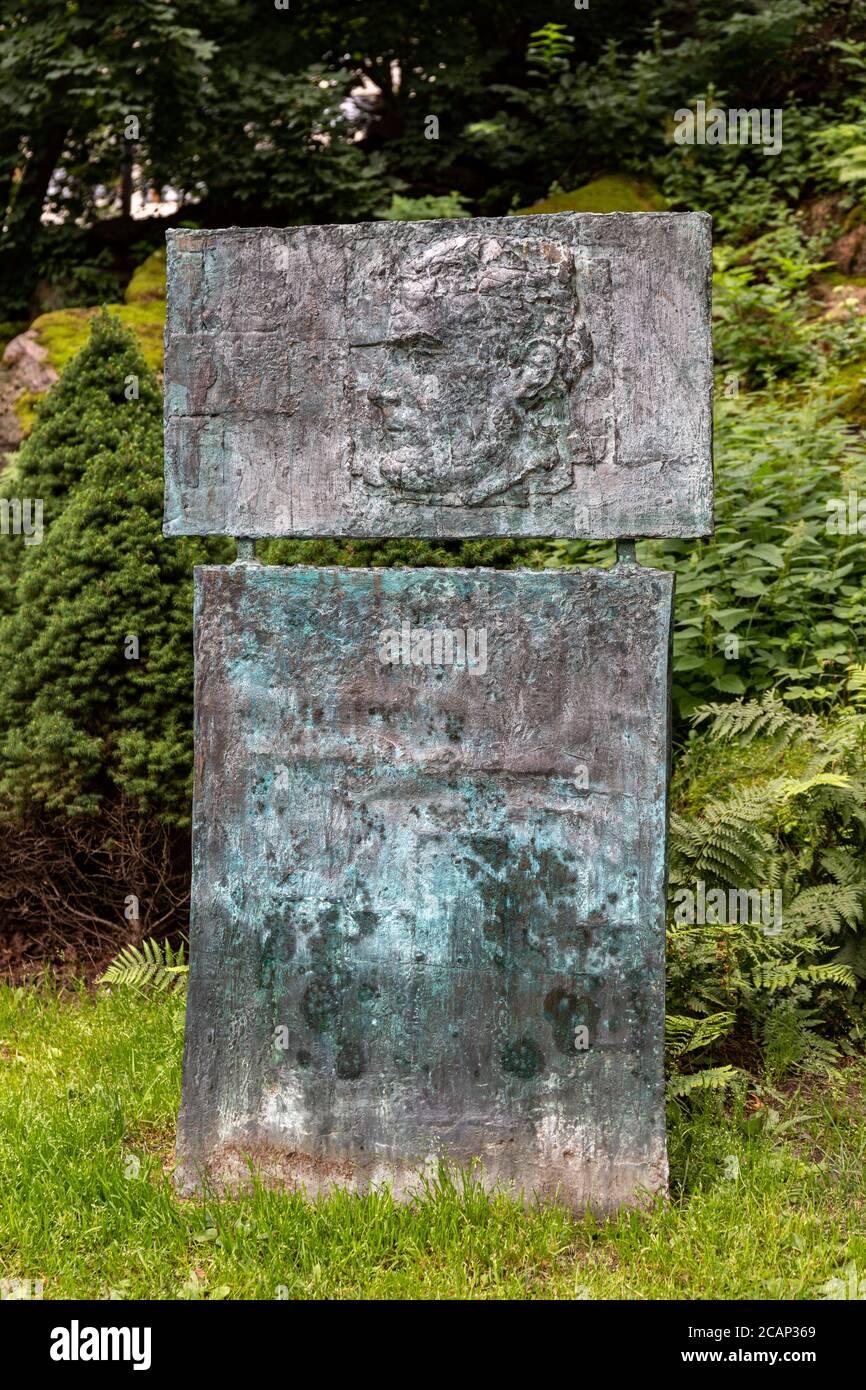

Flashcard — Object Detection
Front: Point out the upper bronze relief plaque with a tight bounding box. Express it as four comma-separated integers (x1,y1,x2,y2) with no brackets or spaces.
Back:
163,213,712,539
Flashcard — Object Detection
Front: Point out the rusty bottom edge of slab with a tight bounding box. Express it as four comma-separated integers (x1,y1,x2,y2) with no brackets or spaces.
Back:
173,1142,669,1215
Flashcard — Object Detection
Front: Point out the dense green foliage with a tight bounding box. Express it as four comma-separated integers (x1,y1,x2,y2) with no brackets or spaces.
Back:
0,314,222,825
3,0,866,1075
666,685,866,1087
2,309,159,513
3,0,866,1303
5,1,866,312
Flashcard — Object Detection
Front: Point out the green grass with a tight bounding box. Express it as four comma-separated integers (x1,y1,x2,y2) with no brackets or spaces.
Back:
1,984,865,1300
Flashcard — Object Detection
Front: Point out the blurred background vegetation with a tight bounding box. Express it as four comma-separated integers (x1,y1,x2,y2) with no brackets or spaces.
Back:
1,0,866,1088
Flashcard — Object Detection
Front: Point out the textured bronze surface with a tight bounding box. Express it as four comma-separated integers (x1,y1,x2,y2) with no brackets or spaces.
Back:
164,213,712,540
176,563,673,1209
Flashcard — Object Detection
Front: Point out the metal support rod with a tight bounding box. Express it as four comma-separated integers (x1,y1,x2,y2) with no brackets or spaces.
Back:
234,538,258,565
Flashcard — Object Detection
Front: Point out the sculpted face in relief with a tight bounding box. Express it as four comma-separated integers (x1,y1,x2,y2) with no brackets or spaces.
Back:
350,235,594,506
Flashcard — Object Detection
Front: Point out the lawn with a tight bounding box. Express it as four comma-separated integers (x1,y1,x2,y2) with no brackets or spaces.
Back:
0,983,864,1301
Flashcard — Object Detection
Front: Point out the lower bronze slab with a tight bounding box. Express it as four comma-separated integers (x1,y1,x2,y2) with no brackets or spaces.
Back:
177,563,673,1211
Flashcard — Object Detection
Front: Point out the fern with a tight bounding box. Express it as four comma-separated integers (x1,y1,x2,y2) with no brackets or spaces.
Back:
819,847,865,887
783,884,864,938
668,688,866,1083
98,938,188,992
670,773,852,893
693,691,812,749
846,664,866,708
665,1011,736,1059
753,960,856,992
763,1005,843,1078
667,1065,742,1099
670,791,777,890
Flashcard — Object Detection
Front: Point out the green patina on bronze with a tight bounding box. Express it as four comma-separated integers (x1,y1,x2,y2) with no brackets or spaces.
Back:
176,562,673,1209
165,211,713,1209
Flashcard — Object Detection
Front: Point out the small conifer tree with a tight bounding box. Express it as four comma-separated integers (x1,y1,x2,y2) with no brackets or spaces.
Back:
0,312,221,825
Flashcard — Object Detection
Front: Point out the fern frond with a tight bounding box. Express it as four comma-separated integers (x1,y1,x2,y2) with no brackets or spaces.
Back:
667,1065,742,1098
784,884,865,937
819,848,864,887
778,773,854,803
692,692,812,748
826,709,866,759
846,663,866,708
98,938,188,992
665,1010,736,1058
753,960,856,991
670,793,777,889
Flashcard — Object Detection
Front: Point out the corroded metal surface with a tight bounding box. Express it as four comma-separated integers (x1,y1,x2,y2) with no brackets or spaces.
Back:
176,563,673,1209
163,213,712,540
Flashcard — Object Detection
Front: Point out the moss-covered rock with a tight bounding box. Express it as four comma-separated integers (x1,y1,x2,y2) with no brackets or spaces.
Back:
0,330,59,464
12,390,43,437
0,321,28,356
514,174,667,216
124,248,167,305
31,264,165,378
0,250,167,460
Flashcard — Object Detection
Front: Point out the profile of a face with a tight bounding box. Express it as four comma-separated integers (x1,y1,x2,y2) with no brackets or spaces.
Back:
355,235,592,506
